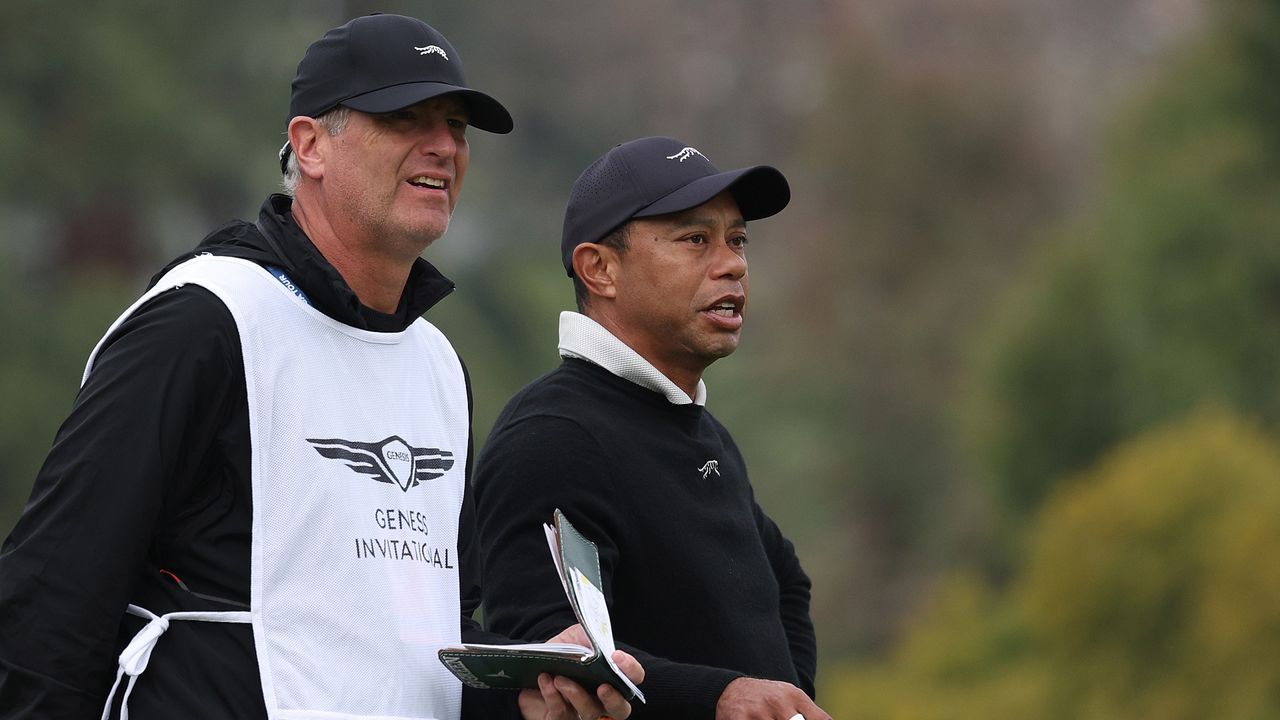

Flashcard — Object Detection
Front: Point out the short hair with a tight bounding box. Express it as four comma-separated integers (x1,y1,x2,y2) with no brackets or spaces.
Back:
572,223,630,312
280,106,352,196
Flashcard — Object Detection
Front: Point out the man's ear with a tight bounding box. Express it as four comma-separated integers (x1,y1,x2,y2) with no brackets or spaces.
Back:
571,243,620,301
287,116,326,181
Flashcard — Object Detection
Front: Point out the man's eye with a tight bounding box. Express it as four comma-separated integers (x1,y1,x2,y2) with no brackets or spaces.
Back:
687,234,707,244
729,236,749,248
447,118,469,131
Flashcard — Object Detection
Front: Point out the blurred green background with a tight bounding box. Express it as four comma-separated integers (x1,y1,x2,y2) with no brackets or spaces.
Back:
4,0,1280,716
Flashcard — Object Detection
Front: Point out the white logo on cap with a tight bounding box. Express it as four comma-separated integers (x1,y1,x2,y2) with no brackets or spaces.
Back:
415,45,448,59
666,147,706,163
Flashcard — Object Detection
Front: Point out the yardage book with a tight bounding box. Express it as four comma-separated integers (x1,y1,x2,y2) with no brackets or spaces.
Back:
437,509,645,702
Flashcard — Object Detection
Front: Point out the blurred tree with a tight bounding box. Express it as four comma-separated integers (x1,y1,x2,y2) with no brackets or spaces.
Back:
824,409,1280,719
0,0,325,275
1021,408,1280,719
966,0,1280,520
0,255,133,532
770,18,1062,653
822,573,1046,720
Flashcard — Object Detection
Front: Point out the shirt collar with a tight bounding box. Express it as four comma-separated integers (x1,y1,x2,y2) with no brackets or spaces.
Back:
558,311,707,406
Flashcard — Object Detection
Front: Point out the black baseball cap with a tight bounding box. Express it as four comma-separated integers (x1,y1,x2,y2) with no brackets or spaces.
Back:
279,13,513,172
561,136,790,276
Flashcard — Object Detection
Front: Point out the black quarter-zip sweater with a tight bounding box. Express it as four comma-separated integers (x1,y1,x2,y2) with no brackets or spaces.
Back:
0,195,517,720
475,358,817,720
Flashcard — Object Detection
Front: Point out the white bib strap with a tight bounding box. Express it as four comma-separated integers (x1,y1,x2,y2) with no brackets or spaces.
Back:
101,604,252,720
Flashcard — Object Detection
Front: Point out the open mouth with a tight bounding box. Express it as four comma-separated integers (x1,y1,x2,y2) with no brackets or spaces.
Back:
705,296,744,318
408,176,446,190
709,301,738,317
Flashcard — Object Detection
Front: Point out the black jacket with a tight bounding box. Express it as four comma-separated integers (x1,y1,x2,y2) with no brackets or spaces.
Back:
0,195,516,719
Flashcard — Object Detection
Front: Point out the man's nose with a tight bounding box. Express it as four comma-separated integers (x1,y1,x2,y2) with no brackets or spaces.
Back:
711,241,748,279
416,121,457,158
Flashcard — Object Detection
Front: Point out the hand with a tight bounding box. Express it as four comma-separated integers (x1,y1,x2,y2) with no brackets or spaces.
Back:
516,670,633,720
714,677,832,720
516,624,645,720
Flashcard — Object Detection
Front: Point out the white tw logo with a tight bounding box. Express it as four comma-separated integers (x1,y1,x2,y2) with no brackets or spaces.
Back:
698,460,720,479
415,45,448,59
666,147,707,163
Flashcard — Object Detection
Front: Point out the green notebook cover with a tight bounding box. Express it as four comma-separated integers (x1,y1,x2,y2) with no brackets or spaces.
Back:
437,509,645,702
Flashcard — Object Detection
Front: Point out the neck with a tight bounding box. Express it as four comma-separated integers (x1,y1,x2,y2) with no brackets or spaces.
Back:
586,309,704,401
662,368,701,402
292,196,412,315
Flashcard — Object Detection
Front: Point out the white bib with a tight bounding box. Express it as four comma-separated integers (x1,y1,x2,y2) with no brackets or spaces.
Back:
93,255,468,720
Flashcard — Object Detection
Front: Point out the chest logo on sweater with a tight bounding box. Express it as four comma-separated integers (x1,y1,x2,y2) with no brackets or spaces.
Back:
698,460,721,479
307,435,454,492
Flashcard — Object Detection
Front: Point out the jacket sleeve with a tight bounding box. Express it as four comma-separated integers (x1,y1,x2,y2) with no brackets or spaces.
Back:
0,287,242,720
753,503,818,697
474,414,743,720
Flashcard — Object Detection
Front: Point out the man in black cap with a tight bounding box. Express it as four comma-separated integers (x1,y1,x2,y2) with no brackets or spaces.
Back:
0,14,639,720
474,137,831,720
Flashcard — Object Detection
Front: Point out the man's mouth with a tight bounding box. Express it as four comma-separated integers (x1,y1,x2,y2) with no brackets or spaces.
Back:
408,176,446,190
709,301,738,317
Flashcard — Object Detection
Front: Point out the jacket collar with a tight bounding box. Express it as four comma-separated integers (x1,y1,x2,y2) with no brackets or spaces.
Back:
257,195,455,332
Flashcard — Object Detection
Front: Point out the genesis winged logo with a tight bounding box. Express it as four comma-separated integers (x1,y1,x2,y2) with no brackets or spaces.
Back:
308,435,454,492
666,147,707,163
415,45,448,59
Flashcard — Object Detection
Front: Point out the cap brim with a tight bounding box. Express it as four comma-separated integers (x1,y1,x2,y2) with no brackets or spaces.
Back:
633,165,790,221
341,82,514,134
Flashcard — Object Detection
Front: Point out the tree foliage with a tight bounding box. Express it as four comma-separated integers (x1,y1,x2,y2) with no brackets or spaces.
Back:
1022,409,1280,719
0,259,133,532
967,0,1280,518
825,409,1280,719
0,0,316,216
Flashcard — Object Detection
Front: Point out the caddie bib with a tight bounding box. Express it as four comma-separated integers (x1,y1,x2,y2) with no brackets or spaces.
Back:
92,255,468,720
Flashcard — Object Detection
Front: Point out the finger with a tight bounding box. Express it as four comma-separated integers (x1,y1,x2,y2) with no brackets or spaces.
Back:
516,688,544,719
553,676,605,718
538,673,570,718
797,700,834,720
554,623,589,646
610,650,645,684
596,683,633,720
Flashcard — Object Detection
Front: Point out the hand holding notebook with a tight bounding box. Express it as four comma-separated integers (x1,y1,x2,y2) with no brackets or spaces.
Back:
437,509,645,702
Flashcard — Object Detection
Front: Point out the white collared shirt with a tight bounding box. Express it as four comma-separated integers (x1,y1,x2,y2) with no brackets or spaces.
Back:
557,311,707,406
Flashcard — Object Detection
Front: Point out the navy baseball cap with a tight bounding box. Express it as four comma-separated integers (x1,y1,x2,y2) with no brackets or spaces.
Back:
561,136,790,276
280,13,513,172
